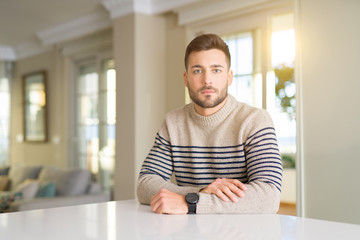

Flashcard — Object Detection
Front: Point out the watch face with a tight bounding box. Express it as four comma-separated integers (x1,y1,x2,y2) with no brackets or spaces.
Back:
186,193,199,204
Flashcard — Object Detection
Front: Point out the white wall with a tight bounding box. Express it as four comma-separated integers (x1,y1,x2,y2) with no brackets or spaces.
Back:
297,0,360,224
113,13,167,200
10,50,68,168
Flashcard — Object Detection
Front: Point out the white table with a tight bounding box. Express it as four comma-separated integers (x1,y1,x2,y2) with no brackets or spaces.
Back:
0,200,359,239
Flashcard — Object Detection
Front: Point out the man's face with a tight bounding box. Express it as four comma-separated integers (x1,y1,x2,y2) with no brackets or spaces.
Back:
184,49,233,115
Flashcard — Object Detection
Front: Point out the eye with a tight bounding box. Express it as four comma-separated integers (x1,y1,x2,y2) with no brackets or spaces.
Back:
213,69,221,73
193,69,202,74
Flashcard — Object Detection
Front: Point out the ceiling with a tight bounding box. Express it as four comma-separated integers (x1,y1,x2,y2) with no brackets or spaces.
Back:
0,0,283,60
0,0,206,60
0,0,103,46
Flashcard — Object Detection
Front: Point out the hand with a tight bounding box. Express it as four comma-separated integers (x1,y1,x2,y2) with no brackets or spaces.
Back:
151,189,188,214
200,178,247,202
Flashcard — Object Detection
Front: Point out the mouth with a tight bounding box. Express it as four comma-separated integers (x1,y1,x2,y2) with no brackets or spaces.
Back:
200,87,216,95
201,90,215,94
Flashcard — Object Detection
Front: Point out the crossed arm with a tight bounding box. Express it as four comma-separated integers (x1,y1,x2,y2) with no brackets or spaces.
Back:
138,113,282,214
150,178,247,214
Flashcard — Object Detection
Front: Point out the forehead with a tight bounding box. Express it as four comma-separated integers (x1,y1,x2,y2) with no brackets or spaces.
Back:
188,49,228,66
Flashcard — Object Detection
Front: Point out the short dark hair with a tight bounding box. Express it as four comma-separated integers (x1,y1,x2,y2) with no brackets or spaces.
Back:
184,33,231,70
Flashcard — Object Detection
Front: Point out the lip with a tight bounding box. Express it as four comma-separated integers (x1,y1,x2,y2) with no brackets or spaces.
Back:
201,90,215,94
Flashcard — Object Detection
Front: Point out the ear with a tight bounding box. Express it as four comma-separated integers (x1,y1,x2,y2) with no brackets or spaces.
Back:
183,71,188,87
227,70,233,86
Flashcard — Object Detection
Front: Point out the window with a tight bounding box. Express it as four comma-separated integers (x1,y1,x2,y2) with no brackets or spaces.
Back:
74,58,116,191
222,12,296,205
0,61,11,166
223,32,262,108
268,13,296,162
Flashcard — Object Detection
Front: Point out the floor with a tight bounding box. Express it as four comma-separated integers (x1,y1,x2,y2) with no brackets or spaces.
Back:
278,202,296,216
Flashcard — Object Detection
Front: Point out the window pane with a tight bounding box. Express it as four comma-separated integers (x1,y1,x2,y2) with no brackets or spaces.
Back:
268,13,296,205
236,36,253,75
75,58,115,192
228,75,252,105
223,32,261,108
0,62,11,166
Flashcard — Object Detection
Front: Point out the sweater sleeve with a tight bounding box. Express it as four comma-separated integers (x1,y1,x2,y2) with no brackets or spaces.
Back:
137,122,203,204
197,110,283,214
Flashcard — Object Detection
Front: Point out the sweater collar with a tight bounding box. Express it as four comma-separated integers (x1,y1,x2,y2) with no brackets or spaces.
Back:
189,94,236,127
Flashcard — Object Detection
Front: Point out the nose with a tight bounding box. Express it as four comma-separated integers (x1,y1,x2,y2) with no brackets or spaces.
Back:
203,71,213,85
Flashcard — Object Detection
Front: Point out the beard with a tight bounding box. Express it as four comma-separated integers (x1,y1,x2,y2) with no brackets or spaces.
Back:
187,83,228,109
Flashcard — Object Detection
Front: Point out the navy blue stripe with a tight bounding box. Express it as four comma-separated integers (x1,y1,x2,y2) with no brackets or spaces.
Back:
149,150,172,159
142,161,172,174
176,175,218,181
172,155,245,160
172,149,245,155
155,135,171,148
177,177,248,186
247,165,283,177
247,127,275,142
140,166,171,180
174,165,245,170
176,179,211,186
152,145,172,153
249,177,281,188
246,137,278,148
247,159,283,170
147,154,172,164
248,132,277,145
246,148,281,159
174,170,247,175
157,133,245,149
248,170,282,182
249,177,282,192
172,144,244,149
245,144,279,155
176,175,247,182
157,133,171,144
246,153,281,163
173,159,245,165
153,145,246,156
145,157,173,168
140,170,170,181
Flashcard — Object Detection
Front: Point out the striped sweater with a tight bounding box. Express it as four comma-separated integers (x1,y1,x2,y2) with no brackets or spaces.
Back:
137,95,282,213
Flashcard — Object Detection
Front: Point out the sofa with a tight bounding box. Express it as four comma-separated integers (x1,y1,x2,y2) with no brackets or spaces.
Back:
0,165,111,212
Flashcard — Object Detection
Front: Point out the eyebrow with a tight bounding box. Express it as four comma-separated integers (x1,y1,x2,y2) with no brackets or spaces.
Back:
190,64,225,69
210,64,225,68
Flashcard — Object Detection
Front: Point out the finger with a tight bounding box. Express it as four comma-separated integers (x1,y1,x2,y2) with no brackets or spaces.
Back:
222,187,238,203
151,198,160,213
151,192,163,213
228,184,245,198
215,189,229,202
232,180,247,191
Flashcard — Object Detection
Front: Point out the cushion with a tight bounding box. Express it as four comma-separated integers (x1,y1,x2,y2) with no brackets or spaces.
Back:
0,192,22,213
87,182,101,194
8,165,42,190
0,166,10,175
38,166,90,196
0,176,10,191
36,181,56,198
13,179,39,199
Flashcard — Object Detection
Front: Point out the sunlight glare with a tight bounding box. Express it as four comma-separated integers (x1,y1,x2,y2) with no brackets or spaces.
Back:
271,29,295,67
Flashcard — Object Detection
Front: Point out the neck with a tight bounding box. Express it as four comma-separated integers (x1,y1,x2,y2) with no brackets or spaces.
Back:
194,96,228,116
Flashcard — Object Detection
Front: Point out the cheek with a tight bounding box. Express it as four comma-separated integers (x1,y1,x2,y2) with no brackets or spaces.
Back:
187,77,201,88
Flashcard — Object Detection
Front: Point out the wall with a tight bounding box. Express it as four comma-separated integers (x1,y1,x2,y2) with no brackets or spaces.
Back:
10,49,68,167
113,13,168,200
297,0,360,224
164,13,187,112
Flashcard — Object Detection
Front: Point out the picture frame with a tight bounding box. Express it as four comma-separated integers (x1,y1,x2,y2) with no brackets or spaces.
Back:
23,70,48,142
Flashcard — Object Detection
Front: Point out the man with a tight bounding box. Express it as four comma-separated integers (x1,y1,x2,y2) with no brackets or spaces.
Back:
137,33,282,214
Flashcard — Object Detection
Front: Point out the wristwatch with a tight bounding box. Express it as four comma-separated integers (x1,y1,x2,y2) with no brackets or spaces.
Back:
185,193,199,214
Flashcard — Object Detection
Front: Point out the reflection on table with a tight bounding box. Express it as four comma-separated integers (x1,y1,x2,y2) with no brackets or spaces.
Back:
0,200,359,240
